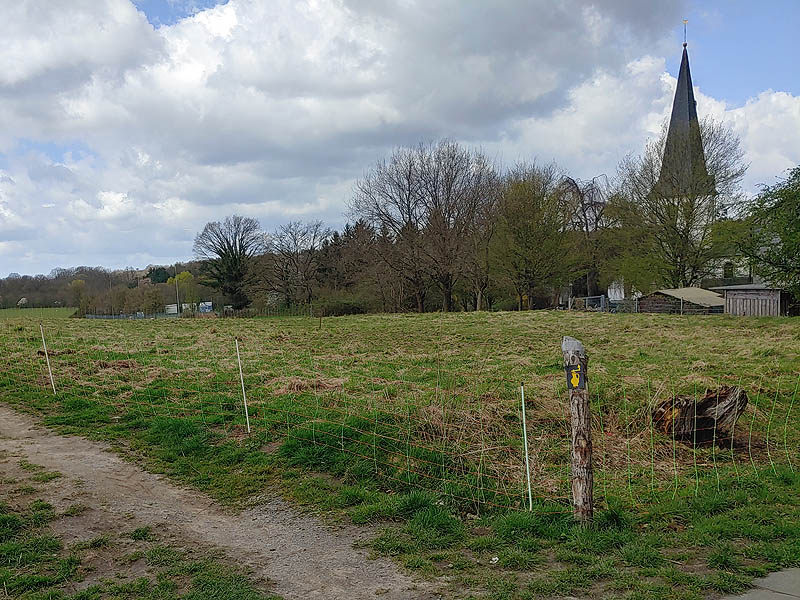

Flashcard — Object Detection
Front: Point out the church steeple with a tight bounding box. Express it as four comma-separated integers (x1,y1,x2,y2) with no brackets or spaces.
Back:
657,42,712,197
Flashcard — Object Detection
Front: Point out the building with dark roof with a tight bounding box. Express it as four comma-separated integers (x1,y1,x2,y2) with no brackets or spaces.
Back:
637,287,724,315
656,41,714,198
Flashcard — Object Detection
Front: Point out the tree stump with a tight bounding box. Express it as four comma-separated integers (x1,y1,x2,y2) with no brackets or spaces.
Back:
652,386,748,446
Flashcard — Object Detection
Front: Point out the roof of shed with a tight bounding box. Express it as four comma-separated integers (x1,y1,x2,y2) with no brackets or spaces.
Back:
709,283,783,291
652,287,724,307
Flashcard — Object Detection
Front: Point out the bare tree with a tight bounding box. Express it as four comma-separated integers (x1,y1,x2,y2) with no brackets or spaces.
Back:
462,173,500,310
563,175,611,296
613,118,747,289
255,220,331,306
351,140,496,312
193,215,265,309
350,146,429,312
417,140,497,311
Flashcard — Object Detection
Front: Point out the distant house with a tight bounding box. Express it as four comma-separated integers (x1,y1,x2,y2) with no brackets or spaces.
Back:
711,283,791,317
638,287,724,315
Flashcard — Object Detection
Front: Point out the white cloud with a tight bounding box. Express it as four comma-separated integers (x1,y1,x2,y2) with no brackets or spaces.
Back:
722,91,800,190
0,1,157,86
0,0,798,275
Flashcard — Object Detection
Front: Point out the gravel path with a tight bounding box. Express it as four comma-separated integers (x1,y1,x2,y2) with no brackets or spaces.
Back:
0,403,440,600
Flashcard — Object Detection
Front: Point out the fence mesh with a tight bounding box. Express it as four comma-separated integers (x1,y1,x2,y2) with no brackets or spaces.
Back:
1,314,797,516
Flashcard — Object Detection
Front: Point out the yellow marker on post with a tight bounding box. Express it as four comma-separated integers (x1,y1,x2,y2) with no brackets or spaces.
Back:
565,362,585,390
571,364,581,388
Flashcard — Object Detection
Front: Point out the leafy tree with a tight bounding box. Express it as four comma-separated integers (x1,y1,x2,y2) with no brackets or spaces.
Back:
167,271,199,307
490,163,577,309
193,215,265,309
68,279,86,306
147,267,169,284
143,287,164,314
68,279,92,314
317,220,378,295
737,166,800,294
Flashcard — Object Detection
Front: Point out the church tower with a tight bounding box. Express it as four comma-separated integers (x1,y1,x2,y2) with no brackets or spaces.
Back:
657,41,713,197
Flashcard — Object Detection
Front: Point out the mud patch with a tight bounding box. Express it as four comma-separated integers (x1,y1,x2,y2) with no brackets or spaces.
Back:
37,348,76,356
270,376,346,395
97,359,138,370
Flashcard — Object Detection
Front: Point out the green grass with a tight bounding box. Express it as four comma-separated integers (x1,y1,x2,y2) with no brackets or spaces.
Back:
1,310,799,598
0,307,75,319
31,470,63,483
128,526,153,541
0,496,282,599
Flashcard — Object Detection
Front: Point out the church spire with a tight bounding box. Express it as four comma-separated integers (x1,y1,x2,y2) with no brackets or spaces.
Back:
657,41,712,197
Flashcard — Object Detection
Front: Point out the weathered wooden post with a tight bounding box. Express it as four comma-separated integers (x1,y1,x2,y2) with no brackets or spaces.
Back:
562,336,593,523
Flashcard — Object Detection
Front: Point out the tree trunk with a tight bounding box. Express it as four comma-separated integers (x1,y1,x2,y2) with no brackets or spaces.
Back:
586,269,600,297
414,290,424,313
652,386,748,445
440,274,453,312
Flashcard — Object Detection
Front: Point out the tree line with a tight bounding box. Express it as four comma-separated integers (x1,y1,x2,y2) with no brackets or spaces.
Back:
191,128,797,314
3,125,798,315
0,263,218,315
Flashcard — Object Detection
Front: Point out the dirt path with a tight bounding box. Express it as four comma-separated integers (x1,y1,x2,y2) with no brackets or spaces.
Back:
0,404,440,600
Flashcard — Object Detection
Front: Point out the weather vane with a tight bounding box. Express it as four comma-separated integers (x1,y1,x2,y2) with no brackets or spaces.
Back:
683,19,688,47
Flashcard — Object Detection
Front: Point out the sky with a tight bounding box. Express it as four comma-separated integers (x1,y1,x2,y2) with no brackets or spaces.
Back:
1,0,798,277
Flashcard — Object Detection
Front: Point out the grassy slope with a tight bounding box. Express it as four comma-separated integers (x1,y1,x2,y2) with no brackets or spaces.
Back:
1,311,799,599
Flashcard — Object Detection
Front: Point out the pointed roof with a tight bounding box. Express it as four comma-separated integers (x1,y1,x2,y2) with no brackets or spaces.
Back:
657,44,712,197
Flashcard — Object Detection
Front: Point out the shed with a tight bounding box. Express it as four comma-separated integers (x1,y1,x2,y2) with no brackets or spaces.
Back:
638,287,724,315
711,284,789,317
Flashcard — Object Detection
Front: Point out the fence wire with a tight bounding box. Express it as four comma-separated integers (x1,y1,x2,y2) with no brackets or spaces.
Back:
0,315,797,516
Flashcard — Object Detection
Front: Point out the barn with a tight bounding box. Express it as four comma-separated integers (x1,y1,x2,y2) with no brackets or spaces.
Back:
711,283,790,317
637,287,724,315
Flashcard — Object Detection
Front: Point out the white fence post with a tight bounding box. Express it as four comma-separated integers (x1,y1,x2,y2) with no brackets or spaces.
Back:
39,323,56,395
235,338,251,434
520,383,533,511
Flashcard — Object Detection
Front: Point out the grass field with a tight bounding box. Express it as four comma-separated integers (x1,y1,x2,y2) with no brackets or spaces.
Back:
1,310,799,599
0,307,75,319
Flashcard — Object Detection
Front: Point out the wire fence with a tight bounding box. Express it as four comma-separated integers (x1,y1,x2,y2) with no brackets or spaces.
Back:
78,304,315,319
1,315,797,516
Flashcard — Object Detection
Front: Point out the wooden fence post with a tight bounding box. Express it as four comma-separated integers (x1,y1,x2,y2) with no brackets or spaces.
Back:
562,336,593,523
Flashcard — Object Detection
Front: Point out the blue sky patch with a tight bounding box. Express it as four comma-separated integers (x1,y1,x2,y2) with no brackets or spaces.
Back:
669,0,799,106
132,0,229,28
11,139,97,164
